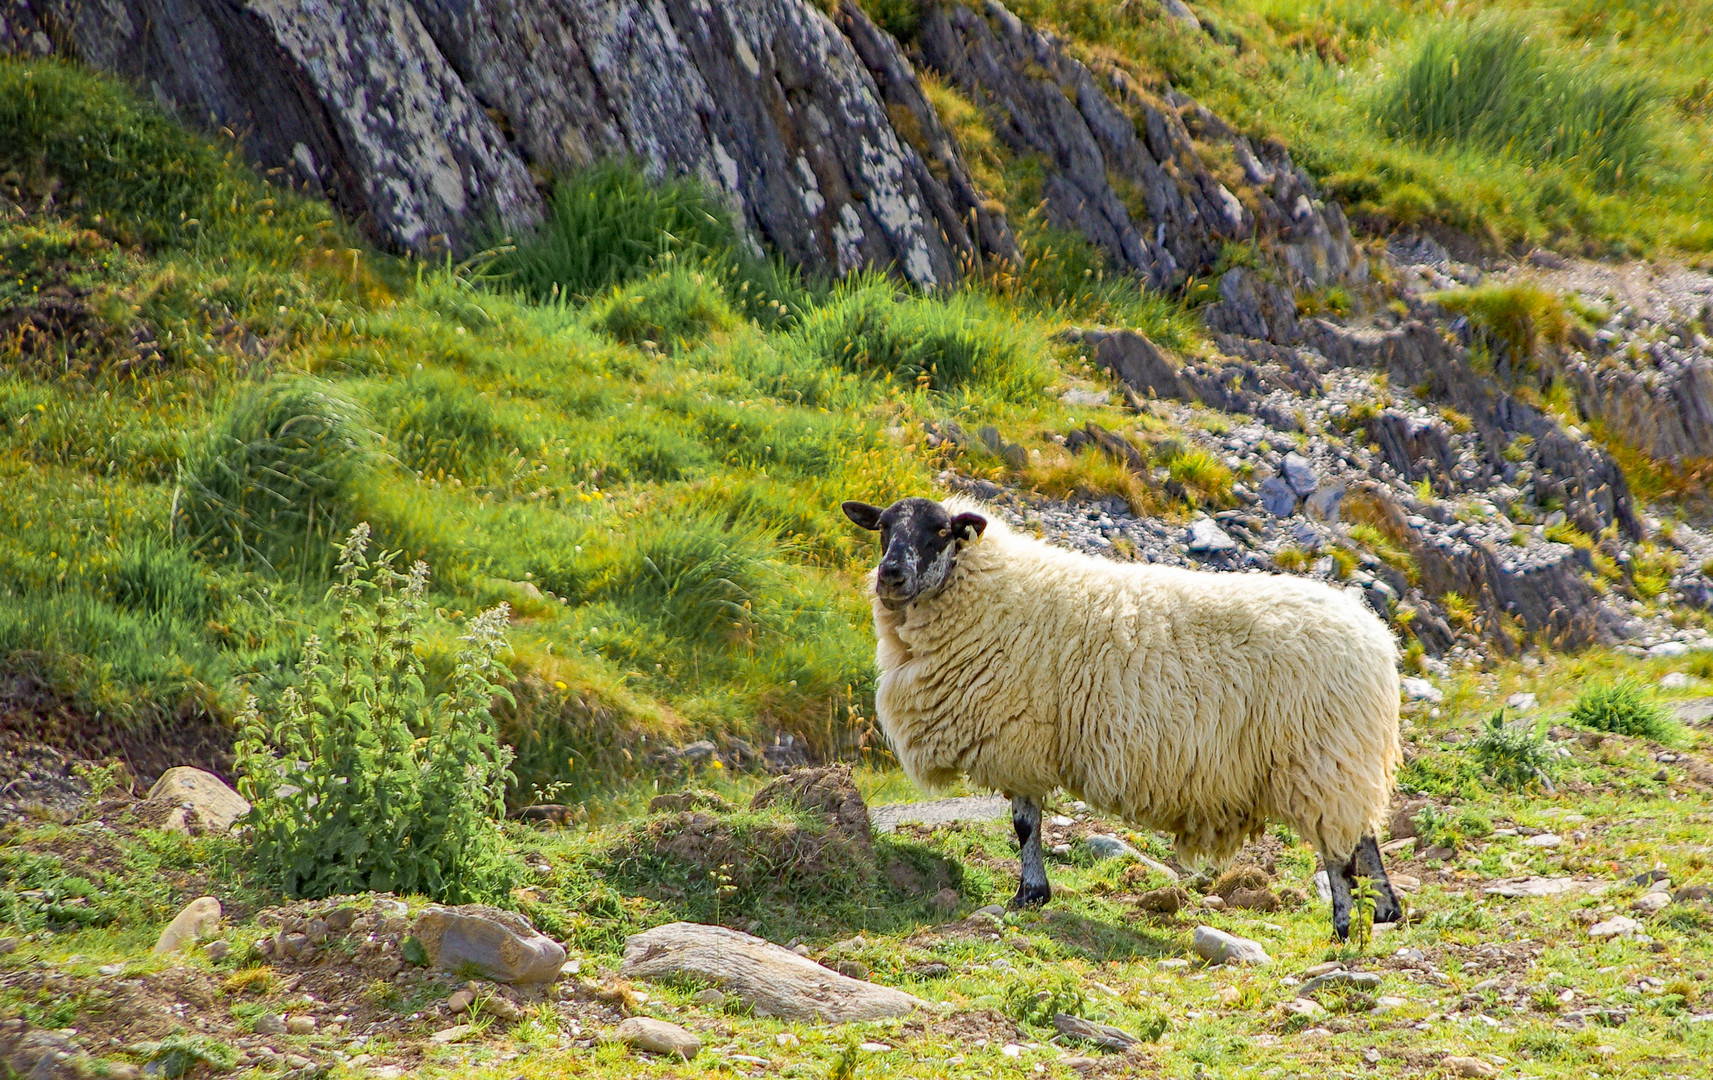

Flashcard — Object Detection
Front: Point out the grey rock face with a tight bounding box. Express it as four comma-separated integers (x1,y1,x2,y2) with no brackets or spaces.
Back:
13,0,1003,279
1547,348,1713,461
9,0,537,255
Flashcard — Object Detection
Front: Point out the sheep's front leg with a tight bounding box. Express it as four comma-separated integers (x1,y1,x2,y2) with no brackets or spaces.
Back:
1009,794,1052,908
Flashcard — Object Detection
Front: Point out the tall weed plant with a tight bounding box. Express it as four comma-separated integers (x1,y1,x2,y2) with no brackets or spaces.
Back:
1374,18,1655,187
235,524,517,903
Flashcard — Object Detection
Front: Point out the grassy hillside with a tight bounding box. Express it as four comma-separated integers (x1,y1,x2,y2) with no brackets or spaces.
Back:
0,58,1213,799
1005,0,1713,255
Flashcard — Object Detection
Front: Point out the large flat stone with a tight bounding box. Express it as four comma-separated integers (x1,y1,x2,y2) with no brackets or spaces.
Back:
145,767,250,833
622,922,928,1022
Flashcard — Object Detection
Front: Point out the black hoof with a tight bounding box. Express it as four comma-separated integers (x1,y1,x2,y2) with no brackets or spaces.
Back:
1009,882,1051,909
1331,917,1351,942
1374,897,1403,925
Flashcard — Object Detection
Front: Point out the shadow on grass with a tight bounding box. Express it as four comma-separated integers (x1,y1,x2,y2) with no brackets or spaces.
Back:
1034,908,1178,962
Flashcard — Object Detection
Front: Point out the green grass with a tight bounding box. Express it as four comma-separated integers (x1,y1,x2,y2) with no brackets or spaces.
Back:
1374,16,1655,188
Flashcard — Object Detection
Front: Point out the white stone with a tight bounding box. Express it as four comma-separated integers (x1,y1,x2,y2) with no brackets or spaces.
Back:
1632,892,1671,915
1589,915,1644,939
616,1017,700,1059
1524,833,1562,848
1193,926,1271,966
154,897,222,955
1400,677,1444,703
1505,693,1537,711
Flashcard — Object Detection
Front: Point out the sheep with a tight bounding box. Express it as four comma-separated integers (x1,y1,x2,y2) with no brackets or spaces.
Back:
842,495,1403,939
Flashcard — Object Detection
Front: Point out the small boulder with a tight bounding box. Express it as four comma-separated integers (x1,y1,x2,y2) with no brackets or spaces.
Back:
691,988,726,1008
254,1014,286,1035
446,989,475,1014
1304,483,1344,522
1400,677,1443,703
144,767,250,833
1187,518,1237,554
1444,1057,1497,1079
154,896,222,955
1280,453,1318,497
616,1017,700,1060
1193,925,1271,966
412,905,566,984
1632,892,1672,915
1136,887,1190,914
285,1015,316,1035
1258,476,1297,517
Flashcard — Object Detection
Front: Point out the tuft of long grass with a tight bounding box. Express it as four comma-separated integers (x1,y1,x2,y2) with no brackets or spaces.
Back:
790,276,1050,400
591,266,737,352
1569,676,1680,742
1374,18,1656,188
481,162,740,301
178,377,380,575
1432,282,1574,361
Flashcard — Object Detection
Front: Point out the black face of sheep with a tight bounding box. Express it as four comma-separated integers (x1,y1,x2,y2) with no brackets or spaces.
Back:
842,497,987,609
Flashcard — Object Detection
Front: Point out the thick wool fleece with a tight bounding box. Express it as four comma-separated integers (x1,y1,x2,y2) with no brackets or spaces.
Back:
870,501,1400,867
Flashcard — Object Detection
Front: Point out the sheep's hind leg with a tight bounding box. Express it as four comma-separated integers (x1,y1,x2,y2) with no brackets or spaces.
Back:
1352,834,1403,924
1326,855,1354,941
1009,794,1051,909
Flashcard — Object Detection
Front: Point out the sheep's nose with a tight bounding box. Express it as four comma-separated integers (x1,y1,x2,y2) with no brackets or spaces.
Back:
877,565,907,589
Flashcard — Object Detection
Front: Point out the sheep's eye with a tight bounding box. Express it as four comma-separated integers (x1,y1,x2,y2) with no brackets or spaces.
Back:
938,528,951,538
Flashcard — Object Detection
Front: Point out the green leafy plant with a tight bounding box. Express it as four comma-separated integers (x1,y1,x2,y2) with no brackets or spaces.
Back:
1570,677,1680,742
1470,709,1555,791
235,523,518,903
1004,972,1087,1027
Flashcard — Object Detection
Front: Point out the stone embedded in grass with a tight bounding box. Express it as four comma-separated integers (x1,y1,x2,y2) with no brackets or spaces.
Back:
1084,834,1135,860
1524,833,1563,848
154,896,222,955
1633,892,1672,915
1187,518,1237,554
429,1024,473,1045
411,905,566,984
1400,677,1444,703
1052,1013,1140,1052
1444,1056,1498,1079
254,1015,286,1035
621,922,928,1023
1298,970,1383,998
1193,926,1271,966
1589,915,1644,939
143,767,251,834
616,1018,700,1060
1279,997,1326,1018
285,1015,316,1035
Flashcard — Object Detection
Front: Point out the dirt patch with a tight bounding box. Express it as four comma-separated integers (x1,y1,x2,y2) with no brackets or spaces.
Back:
0,663,234,790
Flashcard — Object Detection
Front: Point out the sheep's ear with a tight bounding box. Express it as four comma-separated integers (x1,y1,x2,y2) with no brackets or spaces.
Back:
950,511,987,542
842,501,885,531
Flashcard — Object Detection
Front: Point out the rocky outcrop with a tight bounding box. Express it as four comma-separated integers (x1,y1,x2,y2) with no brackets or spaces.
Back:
1303,318,1642,540
1354,483,1626,650
911,1,1359,288
6,0,1009,281
1545,348,1713,463
1064,324,1320,431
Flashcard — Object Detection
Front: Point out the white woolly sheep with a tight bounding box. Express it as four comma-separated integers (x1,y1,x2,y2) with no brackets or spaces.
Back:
842,495,1403,938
